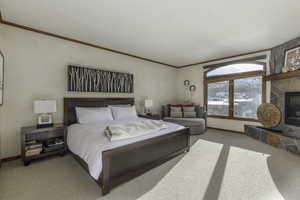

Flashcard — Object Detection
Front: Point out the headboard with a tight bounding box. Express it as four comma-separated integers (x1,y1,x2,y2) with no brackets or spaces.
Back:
64,97,135,126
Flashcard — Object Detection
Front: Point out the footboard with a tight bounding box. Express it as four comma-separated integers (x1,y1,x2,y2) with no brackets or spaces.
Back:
100,128,190,195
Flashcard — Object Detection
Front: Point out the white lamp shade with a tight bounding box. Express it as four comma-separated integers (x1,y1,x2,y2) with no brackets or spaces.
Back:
34,100,57,114
144,99,153,108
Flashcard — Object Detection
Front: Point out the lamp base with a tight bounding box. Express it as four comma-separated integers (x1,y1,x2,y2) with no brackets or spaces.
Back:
144,108,152,115
37,114,53,129
37,123,53,129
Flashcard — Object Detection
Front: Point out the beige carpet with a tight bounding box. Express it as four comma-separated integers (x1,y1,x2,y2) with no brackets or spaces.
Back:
1,130,300,200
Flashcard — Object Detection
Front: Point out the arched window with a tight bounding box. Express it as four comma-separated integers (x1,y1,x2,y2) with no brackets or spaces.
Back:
207,63,264,77
205,62,266,120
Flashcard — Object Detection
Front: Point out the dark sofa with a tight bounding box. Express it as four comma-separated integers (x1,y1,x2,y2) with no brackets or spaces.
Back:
162,105,207,135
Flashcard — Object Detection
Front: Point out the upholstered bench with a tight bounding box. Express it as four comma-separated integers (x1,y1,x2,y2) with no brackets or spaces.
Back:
162,105,207,135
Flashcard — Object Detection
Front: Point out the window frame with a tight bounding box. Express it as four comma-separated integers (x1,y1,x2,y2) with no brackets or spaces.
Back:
204,61,266,122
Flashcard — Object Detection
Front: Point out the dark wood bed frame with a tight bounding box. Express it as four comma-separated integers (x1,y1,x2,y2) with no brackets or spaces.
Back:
64,97,190,195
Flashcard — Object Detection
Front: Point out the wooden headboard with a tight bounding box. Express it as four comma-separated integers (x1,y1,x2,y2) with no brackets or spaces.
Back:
64,97,135,126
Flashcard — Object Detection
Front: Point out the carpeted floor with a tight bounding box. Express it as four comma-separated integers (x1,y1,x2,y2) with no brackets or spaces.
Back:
1,129,300,200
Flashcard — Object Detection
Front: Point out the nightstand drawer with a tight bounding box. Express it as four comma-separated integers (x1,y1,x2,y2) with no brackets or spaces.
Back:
25,129,64,141
45,129,64,138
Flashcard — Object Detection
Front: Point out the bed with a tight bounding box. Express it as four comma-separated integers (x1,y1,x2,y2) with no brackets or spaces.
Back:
64,97,190,195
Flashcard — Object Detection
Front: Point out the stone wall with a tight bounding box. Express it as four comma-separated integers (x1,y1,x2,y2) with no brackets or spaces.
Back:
271,78,300,129
270,36,300,133
245,125,300,155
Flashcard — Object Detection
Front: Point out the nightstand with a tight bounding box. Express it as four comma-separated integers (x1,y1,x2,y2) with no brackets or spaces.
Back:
138,114,161,120
21,124,67,166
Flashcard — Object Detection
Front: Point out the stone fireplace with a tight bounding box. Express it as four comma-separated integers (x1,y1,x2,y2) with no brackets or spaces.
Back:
244,36,300,155
270,36,300,135
245,77,300,155
271,78,300,131
285,92,300,127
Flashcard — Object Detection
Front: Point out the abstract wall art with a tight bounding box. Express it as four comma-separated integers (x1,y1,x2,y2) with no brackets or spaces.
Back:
67,65,134,93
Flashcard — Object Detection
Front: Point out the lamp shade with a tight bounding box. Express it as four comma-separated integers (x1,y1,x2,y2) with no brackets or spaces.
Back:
34,100,57,114
144,99,153,108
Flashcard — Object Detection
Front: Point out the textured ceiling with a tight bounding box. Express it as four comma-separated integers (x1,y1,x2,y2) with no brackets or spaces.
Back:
1,0,300,67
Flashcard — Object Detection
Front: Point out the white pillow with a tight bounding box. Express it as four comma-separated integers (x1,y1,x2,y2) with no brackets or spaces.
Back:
75,107,113,124
183,106,195,112
183,111,196,118
170,107,182,112
110,106,138,120
170,111,182,118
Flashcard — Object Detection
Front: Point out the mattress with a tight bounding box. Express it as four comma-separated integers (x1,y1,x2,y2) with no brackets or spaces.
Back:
67,117,185,180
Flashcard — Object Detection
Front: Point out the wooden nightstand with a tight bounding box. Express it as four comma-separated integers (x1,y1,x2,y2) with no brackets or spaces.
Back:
21,124,67,166
138,114,161,120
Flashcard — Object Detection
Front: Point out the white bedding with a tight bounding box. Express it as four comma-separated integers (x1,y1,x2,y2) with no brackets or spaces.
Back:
67,117,185,180
106,119,168,141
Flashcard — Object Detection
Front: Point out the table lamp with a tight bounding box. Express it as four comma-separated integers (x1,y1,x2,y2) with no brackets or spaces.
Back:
34,100,57,128
144,99,153,115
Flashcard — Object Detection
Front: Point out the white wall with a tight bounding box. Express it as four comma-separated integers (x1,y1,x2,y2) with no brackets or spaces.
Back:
0,24,179,158
176,66,205,105
0,52,2,160
0,101,2,161
177,51,271,132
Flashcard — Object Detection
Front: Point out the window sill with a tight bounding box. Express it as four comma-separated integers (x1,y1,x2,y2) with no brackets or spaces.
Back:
207,115,261,122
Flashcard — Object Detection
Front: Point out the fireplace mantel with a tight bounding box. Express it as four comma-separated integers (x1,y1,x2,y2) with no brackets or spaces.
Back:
265,70,300,81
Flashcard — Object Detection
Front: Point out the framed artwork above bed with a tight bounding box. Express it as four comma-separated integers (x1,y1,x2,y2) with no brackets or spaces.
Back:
67,65,134,93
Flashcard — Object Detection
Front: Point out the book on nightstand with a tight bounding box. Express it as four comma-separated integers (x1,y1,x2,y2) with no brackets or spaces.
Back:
25,148,43,156
25,140,43,156
44,138,65,153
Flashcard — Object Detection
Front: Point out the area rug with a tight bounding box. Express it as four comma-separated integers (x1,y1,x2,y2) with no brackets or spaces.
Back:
136,137,290,200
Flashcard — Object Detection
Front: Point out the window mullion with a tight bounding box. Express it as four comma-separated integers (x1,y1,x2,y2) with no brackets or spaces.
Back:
229,80,234,117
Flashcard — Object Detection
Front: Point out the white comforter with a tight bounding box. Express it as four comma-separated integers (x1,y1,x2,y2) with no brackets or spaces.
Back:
67,118,185,180
106,119,168,141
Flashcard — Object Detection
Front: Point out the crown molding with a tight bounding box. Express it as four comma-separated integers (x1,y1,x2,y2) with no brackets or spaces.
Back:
0,10,272,69
0,11,178,69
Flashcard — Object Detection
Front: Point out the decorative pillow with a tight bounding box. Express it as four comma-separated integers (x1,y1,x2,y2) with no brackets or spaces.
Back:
75,107,113,124
170,111,182,118
110,106,138,120
183,111,197,118
169,104,183,117
170,107,182,113
183,106,195,112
